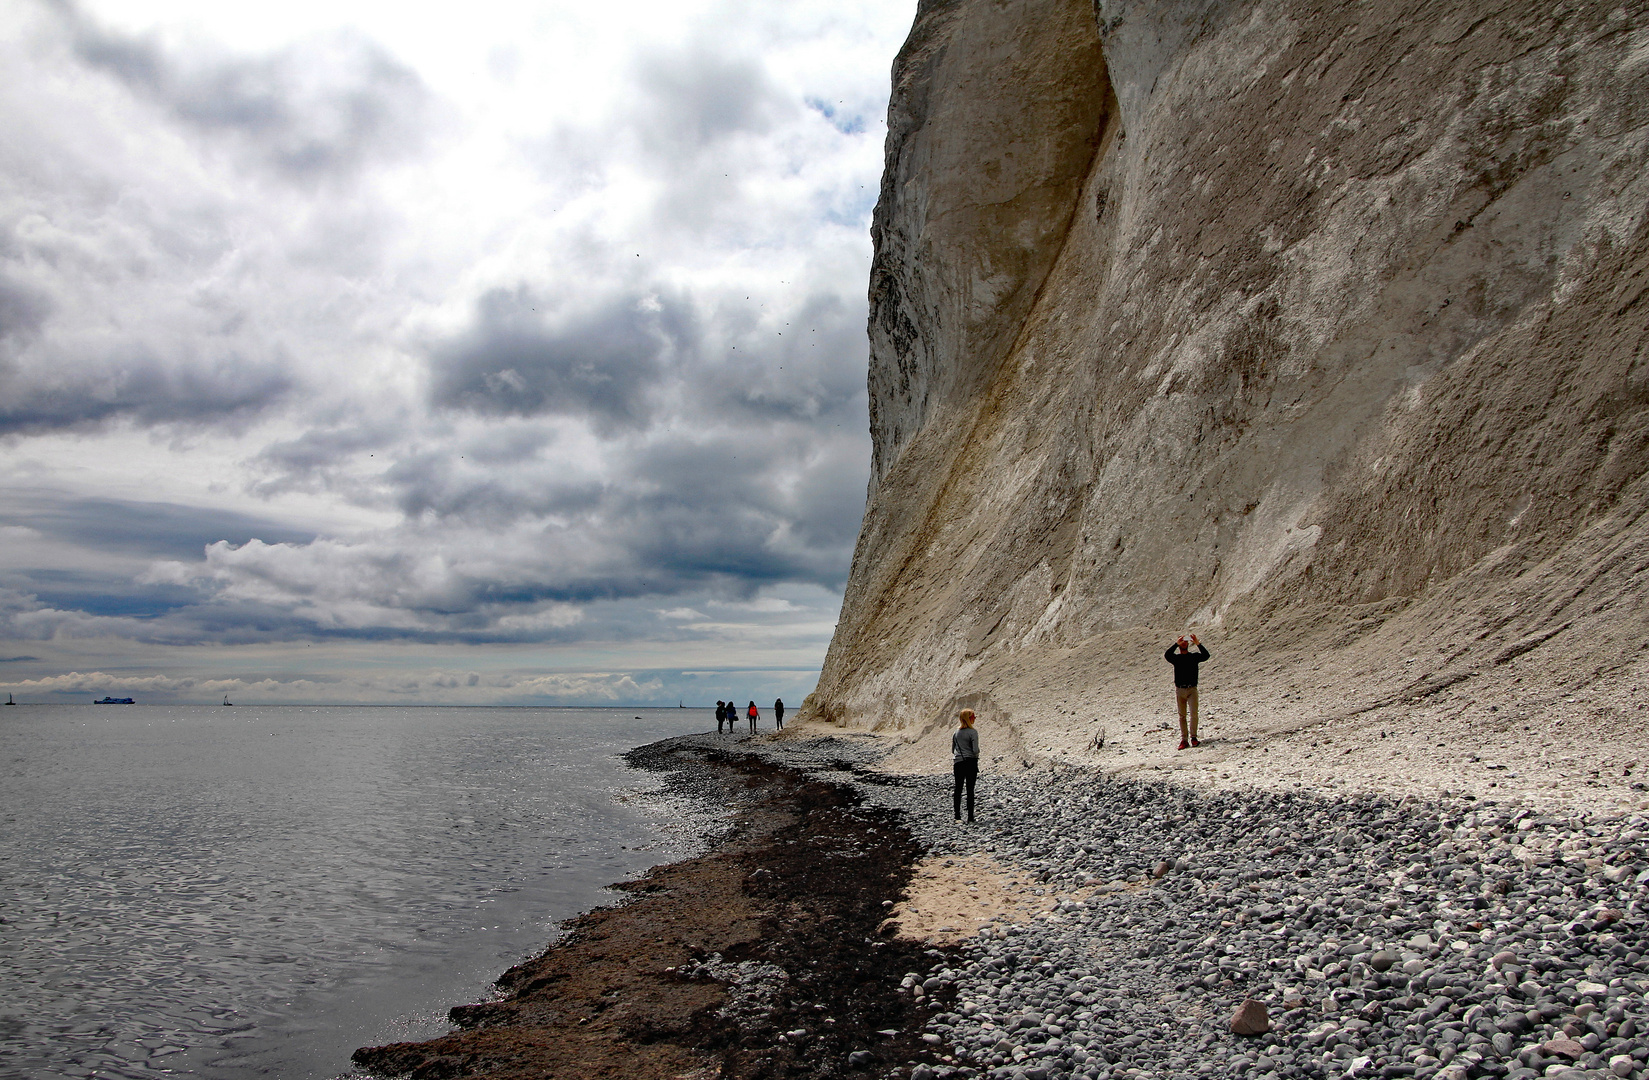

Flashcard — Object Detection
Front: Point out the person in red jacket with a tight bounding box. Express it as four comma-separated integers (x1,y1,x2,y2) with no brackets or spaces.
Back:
1165,634,1209,750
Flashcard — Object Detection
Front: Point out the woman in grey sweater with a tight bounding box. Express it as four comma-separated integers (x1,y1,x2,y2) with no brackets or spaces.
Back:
952,709,979,822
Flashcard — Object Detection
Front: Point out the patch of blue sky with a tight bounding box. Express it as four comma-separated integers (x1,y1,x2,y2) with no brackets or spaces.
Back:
806,96,868,136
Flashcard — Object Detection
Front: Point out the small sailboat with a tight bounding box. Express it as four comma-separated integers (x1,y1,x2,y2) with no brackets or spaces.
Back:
4,693,14,705
222,694,233,707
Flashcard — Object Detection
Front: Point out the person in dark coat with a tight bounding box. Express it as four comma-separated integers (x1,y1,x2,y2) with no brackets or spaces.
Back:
773,697,785,728
715,700,726,734
952,709,979,822
1165,634,1210,749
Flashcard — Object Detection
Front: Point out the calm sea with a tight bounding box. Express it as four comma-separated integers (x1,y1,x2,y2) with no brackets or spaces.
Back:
0,704,722,1080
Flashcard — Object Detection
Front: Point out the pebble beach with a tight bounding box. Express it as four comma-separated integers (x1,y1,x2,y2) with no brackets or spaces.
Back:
743,731,1649,1080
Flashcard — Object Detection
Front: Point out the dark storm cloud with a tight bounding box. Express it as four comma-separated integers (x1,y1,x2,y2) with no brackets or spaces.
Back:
48,0,430,184
251,422,567,512
0,408,868,643
585,45,801,237
255,426,386,477
0,273,53,348
0,353,296,436
248,421,407,496
695,292,868,423
629,50,784,153
0,583,340,648
616,447,795,582
360,279,873,611
0,494,320,641
430,287,695,429
384,452,604,528
1,491,317,560
631,48,790,159
784,443,874,553
19,568,201,618
585,430,866,594
185,418,863,639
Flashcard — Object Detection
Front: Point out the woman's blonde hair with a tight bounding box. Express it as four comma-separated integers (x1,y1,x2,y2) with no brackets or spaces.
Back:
958,709,976,728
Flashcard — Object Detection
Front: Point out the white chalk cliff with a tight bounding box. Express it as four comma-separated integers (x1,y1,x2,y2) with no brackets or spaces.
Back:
805,0,1649,784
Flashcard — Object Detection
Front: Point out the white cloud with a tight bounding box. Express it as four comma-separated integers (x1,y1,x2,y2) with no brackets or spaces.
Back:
657,607,707,621
494,605,584,633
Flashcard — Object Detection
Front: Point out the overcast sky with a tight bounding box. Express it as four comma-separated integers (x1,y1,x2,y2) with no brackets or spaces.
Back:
0,0,912,706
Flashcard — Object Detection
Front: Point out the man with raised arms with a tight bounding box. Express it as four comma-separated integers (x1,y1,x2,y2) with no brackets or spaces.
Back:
1165,634,1210,750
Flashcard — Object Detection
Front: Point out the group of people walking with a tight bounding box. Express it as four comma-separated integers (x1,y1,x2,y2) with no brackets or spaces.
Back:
714,698,783,734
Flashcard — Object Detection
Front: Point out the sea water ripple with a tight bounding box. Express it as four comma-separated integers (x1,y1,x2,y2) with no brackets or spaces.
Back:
0,705,714,1080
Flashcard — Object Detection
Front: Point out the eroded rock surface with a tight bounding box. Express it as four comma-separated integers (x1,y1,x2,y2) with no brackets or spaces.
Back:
810,0,1649,791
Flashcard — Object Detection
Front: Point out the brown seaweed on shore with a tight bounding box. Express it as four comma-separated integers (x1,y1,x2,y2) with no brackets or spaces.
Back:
352,742,957,1079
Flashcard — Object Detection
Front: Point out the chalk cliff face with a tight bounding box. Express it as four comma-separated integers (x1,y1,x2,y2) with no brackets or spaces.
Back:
809,0,1649,760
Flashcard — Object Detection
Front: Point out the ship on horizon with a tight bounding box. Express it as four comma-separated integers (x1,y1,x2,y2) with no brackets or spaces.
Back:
94,697,135,705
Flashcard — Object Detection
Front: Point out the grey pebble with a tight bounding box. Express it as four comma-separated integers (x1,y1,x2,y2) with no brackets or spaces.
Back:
702,734,1649,1080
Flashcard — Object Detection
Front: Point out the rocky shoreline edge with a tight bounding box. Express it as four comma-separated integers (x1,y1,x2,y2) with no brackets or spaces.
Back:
352,732,1649,1080
350,734,948,1079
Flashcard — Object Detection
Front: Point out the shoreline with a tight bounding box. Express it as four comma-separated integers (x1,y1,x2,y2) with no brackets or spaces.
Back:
351,734,959,1079
353,730,1649,1080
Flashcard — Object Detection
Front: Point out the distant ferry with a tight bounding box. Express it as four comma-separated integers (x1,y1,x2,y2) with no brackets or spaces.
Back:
94,697,135,705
